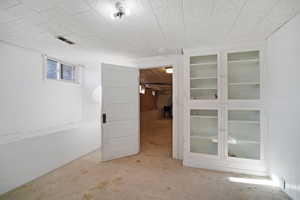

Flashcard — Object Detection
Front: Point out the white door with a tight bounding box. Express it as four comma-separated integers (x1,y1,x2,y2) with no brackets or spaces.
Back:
101,63,139,161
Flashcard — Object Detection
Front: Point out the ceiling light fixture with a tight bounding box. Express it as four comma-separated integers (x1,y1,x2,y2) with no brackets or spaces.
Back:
112,1,130,20
165,67,173,74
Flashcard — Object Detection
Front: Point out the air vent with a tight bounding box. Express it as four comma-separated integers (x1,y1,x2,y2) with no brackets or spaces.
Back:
56,36,75,45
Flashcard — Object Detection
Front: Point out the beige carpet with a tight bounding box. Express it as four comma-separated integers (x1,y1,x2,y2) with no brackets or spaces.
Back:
0,119,289,200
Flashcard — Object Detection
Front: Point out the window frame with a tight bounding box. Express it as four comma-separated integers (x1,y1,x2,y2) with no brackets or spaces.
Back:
44,55,81,84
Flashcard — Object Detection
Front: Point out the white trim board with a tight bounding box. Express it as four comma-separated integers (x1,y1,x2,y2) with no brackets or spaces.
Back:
183,156,268,176
0,121,89,145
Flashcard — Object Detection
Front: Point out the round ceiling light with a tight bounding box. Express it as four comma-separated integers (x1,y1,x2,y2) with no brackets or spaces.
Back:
111,1,130,20
165,67,173,74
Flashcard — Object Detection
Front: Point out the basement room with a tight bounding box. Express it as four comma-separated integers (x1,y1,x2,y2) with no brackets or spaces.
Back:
0,0,300,200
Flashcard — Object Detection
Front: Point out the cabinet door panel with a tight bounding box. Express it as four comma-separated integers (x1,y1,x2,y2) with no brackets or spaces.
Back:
190,54,218,100
190,109,219,155
227,50,260,100
227,110,261,160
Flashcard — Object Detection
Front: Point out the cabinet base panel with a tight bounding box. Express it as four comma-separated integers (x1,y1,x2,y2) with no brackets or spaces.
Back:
183,157,267,176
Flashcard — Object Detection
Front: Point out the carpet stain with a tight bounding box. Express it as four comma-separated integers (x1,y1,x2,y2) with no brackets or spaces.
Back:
81,169,89,174
90,177,123,191
83,193,93,200
112,177,123,184
71,176,79,182
90,181,109,190
35,192,46,200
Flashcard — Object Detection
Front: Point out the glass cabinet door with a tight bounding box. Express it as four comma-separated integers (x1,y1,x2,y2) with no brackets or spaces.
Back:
190,109,219,155
227,110,260,160
190,55,218,100
227,51,260,100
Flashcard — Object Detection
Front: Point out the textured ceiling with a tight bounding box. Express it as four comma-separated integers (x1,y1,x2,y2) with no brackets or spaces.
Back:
0,0,300,63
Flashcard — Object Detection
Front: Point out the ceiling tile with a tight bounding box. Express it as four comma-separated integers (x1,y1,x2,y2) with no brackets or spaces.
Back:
230,0,248,10
253,18,278,39
0,19,44,40
0,0,20,10
57,0,90,15
6,4,45,24
228,0,279,40
266,0,300,26
1,0,300,62
212,0,242,17
71,11,111,37
37,21,74,36
0,10,20,23
184,0,242,48
20,0,65,12
39,7,73,22
147,0,185,48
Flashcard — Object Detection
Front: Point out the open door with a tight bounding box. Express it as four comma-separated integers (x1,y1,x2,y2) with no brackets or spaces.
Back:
101,63,139,161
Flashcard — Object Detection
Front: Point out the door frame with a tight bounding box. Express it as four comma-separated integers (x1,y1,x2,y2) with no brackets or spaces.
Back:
135,56,180,159
139,66,174,156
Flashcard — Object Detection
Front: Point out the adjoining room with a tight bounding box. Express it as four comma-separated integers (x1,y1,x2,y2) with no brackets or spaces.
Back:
139,66,173,158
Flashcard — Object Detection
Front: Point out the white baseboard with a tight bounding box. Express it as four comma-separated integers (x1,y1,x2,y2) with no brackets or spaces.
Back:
183,155,268,176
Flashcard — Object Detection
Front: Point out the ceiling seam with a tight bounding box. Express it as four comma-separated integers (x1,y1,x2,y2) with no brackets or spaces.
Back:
4,1,21,10
225,0,249,41
0,39,44,54
251,0,281,32
147,0,168,46
265,8,300,40
210,0,216,16
180,0,187,50
229,0,241,12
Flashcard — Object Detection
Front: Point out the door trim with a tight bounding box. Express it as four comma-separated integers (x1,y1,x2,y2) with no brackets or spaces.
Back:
135,56,180,160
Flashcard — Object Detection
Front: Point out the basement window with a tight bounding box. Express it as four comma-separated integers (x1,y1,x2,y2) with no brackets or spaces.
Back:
61,64,74,81
47,59,59,79
45,57,80,84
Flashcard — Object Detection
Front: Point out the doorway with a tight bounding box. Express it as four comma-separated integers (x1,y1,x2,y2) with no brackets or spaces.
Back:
139,66,173,158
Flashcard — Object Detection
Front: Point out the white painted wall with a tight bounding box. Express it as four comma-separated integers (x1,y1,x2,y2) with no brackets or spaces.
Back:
0,42,101,195
267,13,300,199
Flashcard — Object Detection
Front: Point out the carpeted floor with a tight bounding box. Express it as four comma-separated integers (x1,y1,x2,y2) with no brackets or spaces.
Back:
0,118,289,200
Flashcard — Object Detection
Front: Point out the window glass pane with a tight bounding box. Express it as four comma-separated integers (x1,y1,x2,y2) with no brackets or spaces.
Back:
190,109,218,155
228,110,260,160
47,59,58,79
61,64,74,81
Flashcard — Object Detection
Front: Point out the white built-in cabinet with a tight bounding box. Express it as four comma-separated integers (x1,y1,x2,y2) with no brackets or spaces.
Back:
190,55,219,100
184,47,267,176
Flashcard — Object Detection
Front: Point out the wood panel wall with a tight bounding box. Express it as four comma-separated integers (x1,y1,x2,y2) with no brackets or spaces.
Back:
140,88,158,112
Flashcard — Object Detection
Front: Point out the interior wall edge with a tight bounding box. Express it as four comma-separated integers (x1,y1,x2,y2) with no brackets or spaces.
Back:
266,12,300,200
